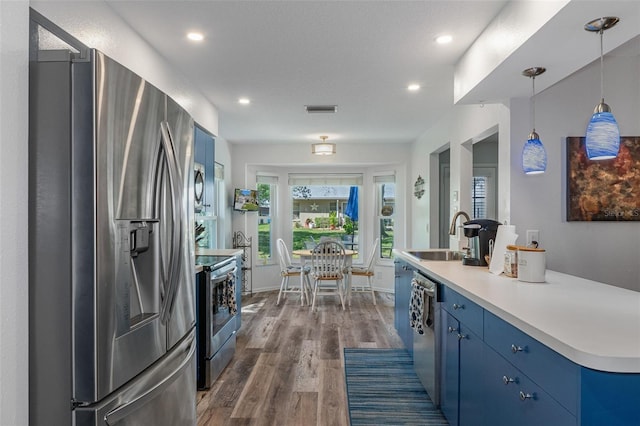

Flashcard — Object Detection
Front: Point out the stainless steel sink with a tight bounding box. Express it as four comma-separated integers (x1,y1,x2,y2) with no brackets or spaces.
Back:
404,249,464,261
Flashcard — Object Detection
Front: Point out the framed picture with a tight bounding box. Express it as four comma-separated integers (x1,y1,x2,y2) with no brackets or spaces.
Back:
566,136,640,221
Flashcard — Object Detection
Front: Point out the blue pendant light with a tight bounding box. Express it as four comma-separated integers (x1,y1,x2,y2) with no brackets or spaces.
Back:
584,17,620,160
521,67,547,174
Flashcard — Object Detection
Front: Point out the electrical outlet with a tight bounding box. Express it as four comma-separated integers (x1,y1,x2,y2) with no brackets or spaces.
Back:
526,230,539,247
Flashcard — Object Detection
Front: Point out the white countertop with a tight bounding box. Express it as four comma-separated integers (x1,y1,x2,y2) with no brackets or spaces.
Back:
394,249,640,373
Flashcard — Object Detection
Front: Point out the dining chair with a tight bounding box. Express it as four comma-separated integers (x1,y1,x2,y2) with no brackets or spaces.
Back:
276,238,311,306
310,240,347,311
349,237,379,305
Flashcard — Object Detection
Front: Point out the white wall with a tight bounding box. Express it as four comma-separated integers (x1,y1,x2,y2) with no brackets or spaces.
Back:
0,2,29,424
0,4,221,425
510,54,640,291
412,53,640,292
230,142,411,294
412,102,511,250
30,1,219,134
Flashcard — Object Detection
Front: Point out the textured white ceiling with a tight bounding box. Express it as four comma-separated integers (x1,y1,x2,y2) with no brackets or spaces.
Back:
106,0,508,144
102,1,640,146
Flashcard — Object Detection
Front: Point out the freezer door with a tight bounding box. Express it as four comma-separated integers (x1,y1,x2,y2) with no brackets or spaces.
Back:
74,329,197,426
165,97,196,350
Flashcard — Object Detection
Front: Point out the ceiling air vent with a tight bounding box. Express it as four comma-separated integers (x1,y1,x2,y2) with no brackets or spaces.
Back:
305,105,337,114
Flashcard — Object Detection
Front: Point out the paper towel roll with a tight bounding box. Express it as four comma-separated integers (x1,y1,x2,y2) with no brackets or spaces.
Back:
489,224,518,275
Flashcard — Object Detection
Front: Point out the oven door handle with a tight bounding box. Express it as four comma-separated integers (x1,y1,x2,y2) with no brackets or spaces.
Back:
210,265,237,282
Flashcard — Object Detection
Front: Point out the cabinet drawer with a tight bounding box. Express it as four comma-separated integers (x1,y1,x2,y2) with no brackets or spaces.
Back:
440,286,483,338
484,310,578,415
484,345,576,426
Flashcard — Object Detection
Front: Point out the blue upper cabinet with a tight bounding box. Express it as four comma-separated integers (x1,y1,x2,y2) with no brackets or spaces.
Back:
194,125,215,216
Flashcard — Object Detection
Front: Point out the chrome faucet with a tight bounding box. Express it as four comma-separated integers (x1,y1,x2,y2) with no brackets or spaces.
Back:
449,211,471,235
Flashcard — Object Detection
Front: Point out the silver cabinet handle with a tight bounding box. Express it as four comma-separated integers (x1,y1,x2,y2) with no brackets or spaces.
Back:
511,344,525,353
448,326,458,333
519,391,534,401
452,303,464,310
502,376,516,385
457,333,467,341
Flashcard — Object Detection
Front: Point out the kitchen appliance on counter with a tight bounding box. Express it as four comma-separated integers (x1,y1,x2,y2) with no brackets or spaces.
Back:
462,219,501,266
195,255,239,389
412,271,441,407
29,18,196,425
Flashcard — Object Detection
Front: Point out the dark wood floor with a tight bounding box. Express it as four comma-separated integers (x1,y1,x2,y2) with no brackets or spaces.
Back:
196,289,404,426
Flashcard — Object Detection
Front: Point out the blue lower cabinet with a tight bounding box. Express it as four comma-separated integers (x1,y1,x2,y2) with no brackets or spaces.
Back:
484,311,578,415
235,254,243,330
402,276,640,426
458,324,485,426
483,345,576,426
441,312,460,425
441,311,485,426
580,367,640,426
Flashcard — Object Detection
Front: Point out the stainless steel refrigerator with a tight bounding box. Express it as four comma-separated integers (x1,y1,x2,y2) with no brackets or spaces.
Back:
29,47,197,425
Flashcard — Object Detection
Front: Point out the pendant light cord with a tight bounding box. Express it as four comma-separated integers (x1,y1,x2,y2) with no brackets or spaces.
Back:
600,28,604,102
531,75,536,133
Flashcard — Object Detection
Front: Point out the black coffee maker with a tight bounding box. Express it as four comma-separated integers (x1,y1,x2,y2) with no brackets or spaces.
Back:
462,219,501,266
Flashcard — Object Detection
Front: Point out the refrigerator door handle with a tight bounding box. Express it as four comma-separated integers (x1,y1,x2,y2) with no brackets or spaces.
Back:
159,121,184,324
103,333,196,425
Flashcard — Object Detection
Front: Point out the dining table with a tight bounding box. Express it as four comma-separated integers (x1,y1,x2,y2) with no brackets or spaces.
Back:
292,248,358,305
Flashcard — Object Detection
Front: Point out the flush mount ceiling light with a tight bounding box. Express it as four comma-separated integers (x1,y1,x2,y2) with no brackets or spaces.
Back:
311,135,336,156
407,83,421,91
238,97,250,105
187,32,204,42
521,67,547,175
584,16,620,160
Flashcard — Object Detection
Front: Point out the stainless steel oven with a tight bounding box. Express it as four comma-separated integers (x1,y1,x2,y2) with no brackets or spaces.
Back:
196,256,238,389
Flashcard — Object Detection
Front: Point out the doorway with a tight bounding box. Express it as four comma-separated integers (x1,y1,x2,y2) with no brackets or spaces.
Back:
438,150,450,248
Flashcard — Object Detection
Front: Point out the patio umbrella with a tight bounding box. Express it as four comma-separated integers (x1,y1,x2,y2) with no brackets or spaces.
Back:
345,186,358,222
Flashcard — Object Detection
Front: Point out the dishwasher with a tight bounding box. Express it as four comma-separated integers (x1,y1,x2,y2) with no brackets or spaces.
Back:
412,270,441,407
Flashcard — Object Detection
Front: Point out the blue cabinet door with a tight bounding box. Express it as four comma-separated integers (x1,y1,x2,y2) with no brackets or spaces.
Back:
235,254,242,330
483,342,576,426
458,324,485,426
441,311,460,425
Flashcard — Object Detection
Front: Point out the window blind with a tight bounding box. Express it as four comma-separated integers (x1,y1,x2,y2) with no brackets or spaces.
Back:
257,174,278,185
288,173,363,186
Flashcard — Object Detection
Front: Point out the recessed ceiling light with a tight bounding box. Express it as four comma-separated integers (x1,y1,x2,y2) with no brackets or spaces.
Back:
435,34,453,44
238,98,251,105
187,32,204,42
407,84,421,91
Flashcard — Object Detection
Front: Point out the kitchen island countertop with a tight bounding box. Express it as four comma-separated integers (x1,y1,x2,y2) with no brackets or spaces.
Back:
394,248,640,373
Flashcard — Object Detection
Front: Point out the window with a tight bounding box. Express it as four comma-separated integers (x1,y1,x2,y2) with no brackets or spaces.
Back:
257,175,277,262
471,167,496,219
375,174,395,259
288,173,362,255
472,176,487,219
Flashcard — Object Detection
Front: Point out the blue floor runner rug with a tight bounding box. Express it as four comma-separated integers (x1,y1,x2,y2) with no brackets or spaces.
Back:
344,348,448,425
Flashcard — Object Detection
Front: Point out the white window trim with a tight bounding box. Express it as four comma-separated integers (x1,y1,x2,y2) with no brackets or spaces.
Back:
257,174,278,266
